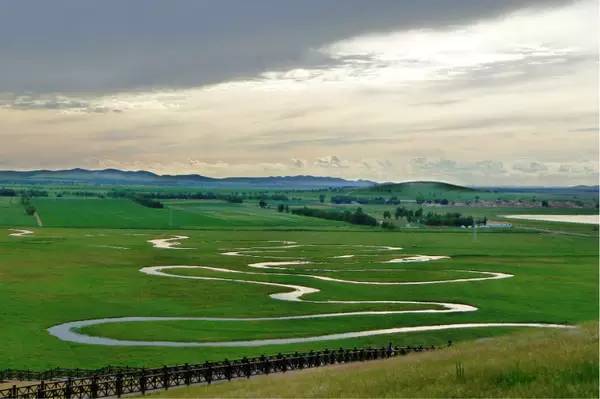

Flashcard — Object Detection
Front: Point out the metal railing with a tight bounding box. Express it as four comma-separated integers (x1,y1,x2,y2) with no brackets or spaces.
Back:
0,344,438,399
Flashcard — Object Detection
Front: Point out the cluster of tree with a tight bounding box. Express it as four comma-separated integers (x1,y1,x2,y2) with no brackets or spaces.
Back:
131,196,164,209
56,191,105,198
394,206,486,227
108,190,292,204
381,220,396,230
415,195,450,205
22,189,49,197
20,196,36,216
422,212,486,227
0,188,48,197
108,190,245,204
394,206,424,222
277,204,291,213
330,195,401,205
256,194,289,201
292,207,377,226
0,188,16,196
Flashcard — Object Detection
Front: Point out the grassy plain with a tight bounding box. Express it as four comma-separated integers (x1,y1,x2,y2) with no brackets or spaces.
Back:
0,184,597,376
29,198,350,230
0,197,36,227
0,226,596,370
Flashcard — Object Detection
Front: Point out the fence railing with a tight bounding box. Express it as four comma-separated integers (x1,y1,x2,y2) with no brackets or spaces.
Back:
0,367,142,383
0,344,439,399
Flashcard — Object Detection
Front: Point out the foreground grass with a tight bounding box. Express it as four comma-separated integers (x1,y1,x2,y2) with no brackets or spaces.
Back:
146,323,599,398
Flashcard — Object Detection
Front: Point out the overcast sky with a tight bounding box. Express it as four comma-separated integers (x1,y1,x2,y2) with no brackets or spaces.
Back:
0,0,597,185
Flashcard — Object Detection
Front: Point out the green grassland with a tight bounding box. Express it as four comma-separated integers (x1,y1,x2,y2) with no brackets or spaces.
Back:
28,198,351,230
0,181,597,387
0,197,36,226
0,193,593,238
0,226,597,370
145,323,598,398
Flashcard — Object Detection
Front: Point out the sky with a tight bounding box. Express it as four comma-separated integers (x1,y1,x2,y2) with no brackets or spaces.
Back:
0,0,598,185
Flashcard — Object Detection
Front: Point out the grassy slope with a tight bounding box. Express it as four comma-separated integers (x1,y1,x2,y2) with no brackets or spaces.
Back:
146,323,599,398
0,228,596,369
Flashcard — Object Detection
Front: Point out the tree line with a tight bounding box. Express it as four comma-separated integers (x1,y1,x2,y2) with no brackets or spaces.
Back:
394,206,486,227
0,188,49,197
106,190,293,204
131,196,164,209
330,195,402,205
291,206,378,226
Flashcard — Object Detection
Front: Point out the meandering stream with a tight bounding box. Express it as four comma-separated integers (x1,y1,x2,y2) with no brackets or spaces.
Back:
47,236,573,347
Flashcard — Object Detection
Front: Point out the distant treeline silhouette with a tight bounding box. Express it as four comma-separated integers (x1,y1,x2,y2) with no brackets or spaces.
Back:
395,206,486,227
292,206,378,226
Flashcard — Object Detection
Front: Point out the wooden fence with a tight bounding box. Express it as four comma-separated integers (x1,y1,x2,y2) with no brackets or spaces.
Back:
0,344,438,399
0,368,141,383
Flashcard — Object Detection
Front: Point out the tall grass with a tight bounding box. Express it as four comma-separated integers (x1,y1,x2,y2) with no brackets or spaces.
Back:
146,323,599,398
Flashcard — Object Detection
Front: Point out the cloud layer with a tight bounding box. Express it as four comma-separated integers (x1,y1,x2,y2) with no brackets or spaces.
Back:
0,0,597,185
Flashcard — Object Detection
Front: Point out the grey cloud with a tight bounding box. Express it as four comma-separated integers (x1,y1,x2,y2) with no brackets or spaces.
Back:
314,155,347,168
430,53,597,94
0,95,118,113
512,161,548,173
558,164,572,173
291,158,306,168
411,158,507,176
569,127,599,133
0,0,571,94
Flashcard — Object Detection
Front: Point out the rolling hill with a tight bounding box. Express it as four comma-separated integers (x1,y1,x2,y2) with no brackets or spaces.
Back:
0,169,375,189
370,181,477,194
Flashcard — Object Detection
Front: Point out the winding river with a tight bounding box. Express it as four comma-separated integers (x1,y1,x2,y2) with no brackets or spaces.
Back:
47,237,573,347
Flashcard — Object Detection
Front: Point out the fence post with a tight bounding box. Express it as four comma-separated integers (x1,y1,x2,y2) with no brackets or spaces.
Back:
36,380,45,399
225,359,232,381
90,375,98,399
139,368,146,395
242,357,250,379
184,363,191,386
11,385,17,399
65,377,73,399
275,353,285,373
265,356,271,374
116,372,123,397
297,353,304,370
204,361,213,385
162,365,169,390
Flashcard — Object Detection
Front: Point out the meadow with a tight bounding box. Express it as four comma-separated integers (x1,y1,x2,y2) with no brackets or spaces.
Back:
28,198,349,230
0,222,597,370
0,183,597,380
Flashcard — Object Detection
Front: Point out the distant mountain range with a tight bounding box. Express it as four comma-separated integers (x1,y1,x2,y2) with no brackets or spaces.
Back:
0,168,376,189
